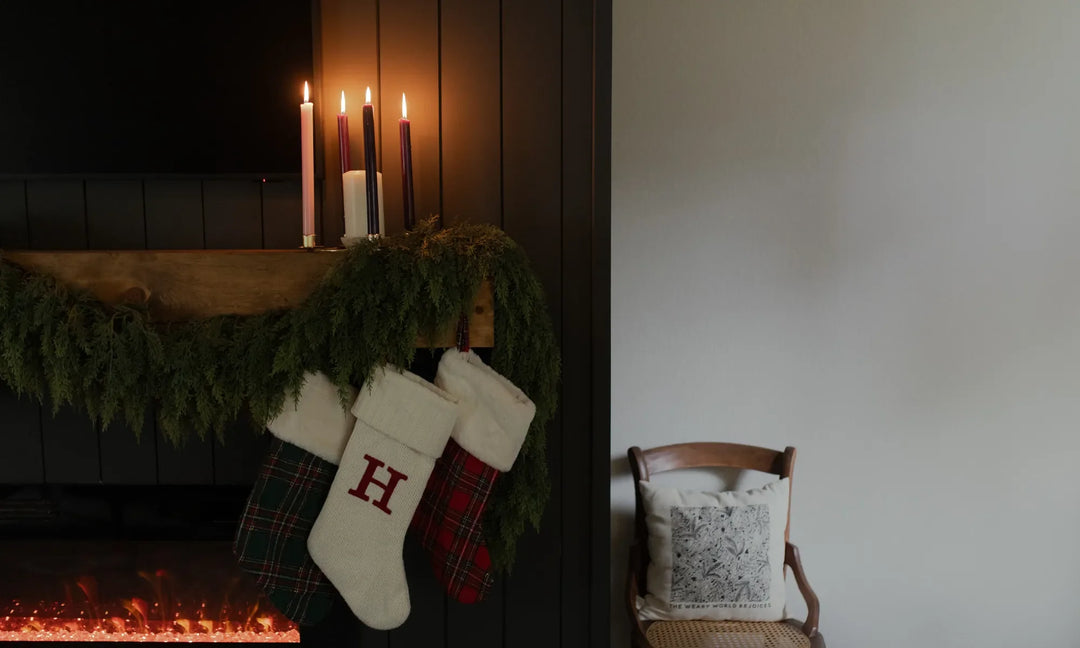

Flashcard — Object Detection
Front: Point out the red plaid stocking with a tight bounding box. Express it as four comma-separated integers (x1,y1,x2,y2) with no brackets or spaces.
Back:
410,350,535,603
411,439,499,603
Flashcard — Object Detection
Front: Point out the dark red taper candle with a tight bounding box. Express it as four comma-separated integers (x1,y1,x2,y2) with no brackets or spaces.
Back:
337,91,351,175
399,93,415,231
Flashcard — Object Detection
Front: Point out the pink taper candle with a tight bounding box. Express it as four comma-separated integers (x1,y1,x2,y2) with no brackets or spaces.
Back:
300,81,315,248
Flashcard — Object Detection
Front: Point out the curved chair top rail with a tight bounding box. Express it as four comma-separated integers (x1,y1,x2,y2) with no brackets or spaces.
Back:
629,442,795,482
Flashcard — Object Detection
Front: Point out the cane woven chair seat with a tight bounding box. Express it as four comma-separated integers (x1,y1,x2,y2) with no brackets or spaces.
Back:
646,620,811,648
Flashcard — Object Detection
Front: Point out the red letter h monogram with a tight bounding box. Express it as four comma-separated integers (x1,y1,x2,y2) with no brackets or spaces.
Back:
348,454,409,515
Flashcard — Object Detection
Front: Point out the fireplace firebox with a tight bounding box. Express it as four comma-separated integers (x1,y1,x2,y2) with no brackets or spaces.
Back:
0,485,298,644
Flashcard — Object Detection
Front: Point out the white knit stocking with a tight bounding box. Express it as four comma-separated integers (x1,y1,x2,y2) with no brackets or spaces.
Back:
307,367,458,630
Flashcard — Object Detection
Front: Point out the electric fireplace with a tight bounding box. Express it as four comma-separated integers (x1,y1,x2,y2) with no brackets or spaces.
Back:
0,540,297,643
0,485,298,644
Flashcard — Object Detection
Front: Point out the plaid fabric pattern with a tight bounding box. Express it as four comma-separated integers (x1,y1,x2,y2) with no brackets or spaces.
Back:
410,438,499,603
234,435,338,625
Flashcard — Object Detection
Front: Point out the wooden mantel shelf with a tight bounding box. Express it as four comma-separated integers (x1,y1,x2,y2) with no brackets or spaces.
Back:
2,249,493,348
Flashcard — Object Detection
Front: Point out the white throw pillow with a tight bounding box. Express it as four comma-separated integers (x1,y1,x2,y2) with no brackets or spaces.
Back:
637,478,790,622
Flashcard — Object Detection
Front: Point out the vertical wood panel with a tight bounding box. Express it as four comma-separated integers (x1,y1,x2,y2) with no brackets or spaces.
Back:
388,350,443,648
378,0,441,232
204,180,263,248
203,179,266,484
441,0,502,226
386,536,441,648
0,180,28,247
42,407,100,483
439,2,507,645
214,415,266,485
561,0,597,644
298,592,367,648
86,180,145,249
500,0,564,646
144,180,204,249
0,390,43,484
590,3,614,645
86,179,157,484
99,417,157,484
27,180,100,484
145,180,213,484
26,180,86,249
262,179,303,248
445,584,503,648
314,0,379,245
156,433,214,485
0,180,43,484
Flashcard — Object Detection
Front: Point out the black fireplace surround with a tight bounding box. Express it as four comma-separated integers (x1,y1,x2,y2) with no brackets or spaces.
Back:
0,352,447,646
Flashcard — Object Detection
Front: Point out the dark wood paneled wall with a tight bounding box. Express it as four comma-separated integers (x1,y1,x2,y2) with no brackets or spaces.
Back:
310,1,609,645
0,0,610,644
0,177,293,486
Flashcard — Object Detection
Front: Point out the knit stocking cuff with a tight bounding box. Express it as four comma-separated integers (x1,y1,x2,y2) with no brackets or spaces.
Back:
268,372,357,465
351,366,459,459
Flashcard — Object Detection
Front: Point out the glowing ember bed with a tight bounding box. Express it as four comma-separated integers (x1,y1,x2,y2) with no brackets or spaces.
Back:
0,540,298,644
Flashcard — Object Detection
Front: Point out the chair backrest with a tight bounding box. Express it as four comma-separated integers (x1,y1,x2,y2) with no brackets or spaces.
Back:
627,442,796,587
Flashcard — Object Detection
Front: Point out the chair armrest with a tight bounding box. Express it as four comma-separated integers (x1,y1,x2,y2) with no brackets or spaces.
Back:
785,542,820,638
626,544,653,648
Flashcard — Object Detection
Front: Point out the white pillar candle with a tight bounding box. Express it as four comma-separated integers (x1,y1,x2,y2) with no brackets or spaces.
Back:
342,170,385,241
300,81,315,247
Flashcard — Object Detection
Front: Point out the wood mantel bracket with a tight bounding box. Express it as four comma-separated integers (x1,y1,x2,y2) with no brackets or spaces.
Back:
2,249,493,348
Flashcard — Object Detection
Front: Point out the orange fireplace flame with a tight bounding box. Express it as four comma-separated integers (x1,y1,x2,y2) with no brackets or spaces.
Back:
75,575,101,624
1,564,298,643
121,597,149,632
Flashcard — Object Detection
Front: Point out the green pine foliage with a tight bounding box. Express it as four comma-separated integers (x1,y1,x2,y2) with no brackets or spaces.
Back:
0,220,558,571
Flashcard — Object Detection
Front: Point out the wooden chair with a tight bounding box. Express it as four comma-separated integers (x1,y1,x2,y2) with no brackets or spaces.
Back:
626,443,825,648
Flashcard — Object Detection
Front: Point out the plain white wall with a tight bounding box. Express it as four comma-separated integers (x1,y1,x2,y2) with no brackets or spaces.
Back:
610,2,1080,646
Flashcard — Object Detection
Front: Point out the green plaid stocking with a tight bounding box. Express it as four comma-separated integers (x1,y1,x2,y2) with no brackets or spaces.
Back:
233,373,356,625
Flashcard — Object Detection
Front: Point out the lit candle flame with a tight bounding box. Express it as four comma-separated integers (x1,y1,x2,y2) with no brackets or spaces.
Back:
340,90,346,114
402,93,408,119
303,81,310,103
365,86,372,104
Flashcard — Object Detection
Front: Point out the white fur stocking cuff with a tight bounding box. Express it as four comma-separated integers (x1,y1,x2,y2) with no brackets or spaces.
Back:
435,349,536,472
267,372,357,465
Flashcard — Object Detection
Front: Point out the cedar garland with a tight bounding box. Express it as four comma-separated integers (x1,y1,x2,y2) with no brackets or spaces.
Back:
0,219,559,571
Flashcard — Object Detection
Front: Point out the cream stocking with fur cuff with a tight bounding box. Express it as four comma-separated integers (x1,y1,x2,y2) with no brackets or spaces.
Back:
307,366,459,630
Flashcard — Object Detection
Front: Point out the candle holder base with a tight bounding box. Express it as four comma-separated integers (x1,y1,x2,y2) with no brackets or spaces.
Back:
302,234,317,248
341,234,382,248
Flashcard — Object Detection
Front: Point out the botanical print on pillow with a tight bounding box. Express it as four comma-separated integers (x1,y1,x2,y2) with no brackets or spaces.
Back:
669,504,771,605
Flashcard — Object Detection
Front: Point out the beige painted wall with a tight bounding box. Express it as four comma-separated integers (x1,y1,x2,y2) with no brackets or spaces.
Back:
611,2,1080,646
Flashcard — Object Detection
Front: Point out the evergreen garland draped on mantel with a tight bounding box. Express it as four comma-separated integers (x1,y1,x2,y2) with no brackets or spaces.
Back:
0,220,559,570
